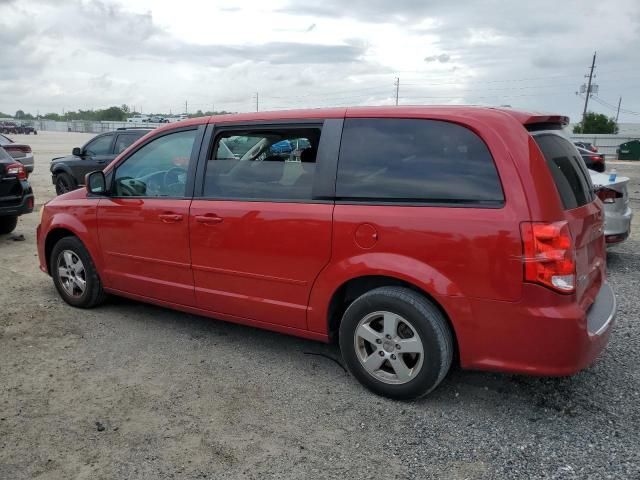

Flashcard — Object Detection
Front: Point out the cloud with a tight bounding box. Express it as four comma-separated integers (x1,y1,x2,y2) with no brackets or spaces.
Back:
424,54,450,63
0,0,639,122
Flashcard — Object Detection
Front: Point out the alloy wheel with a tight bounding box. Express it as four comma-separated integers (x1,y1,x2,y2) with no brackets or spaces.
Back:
354,311,424,385
57,250,86,297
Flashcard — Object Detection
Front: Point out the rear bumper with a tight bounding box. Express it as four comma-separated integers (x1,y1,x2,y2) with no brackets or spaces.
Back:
0,191,34,216
461,282,616,376
604,206,632,244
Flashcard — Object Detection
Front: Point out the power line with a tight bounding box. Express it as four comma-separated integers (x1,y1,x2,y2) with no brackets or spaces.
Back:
589,95,640,116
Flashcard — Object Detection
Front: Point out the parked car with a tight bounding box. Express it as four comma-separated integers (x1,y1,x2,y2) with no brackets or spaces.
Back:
0,122,18,134
17,122,37,134
147,116,170,123
127,115,149,123
0,121,35,134
0,146,34,233
37,107,615,400
574,141,598,153
50,128,152,194
0,133,34,175
576,145,606,172
589,170,633,244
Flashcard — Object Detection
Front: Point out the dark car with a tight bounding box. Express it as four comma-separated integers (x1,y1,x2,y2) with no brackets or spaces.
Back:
576,145,606,172
1,122,18,134
0,122,36,135
0,133,34,174
0,146,34,234
17,123,37,135
574,141,597,153
50,128,152,194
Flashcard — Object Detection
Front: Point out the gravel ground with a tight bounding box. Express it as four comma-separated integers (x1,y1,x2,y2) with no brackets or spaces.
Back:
1,132,639,479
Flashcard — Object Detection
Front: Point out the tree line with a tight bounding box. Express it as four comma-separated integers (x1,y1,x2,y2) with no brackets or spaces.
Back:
3,105,234,122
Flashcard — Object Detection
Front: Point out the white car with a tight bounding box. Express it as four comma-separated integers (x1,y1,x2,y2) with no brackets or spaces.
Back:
589,170,633,244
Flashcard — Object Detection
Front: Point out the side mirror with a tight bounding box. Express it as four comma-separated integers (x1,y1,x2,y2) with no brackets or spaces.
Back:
86,171,107,195
72,147,83,156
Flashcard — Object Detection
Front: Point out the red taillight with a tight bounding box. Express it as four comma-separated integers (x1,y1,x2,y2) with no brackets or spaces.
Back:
590,155,603,163
596,187,622,204
4,145,32,154
6,162,26,180
521,221,576,293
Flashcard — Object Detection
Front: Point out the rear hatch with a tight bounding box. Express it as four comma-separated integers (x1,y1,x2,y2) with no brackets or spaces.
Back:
532,132,605,309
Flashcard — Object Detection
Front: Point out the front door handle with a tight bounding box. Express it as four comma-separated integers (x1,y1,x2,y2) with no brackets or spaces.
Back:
194,214,223,225
158,213,183,223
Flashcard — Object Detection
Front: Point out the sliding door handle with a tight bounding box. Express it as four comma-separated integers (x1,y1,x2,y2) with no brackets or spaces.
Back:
194,214,223,225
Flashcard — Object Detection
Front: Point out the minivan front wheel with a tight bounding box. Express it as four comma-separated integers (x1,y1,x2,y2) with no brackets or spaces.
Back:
51,236,106,308
339,287,453,400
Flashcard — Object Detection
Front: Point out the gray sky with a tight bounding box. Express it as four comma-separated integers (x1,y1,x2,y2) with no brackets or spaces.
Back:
2,0,640,122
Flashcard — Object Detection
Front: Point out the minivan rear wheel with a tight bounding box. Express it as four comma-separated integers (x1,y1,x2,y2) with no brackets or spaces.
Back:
339,287,453,400
51,236,106,308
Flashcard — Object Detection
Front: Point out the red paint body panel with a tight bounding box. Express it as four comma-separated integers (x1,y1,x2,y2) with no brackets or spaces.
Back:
189,200,333,329
96,198,194,305
36,106,614,380
465,284,611,375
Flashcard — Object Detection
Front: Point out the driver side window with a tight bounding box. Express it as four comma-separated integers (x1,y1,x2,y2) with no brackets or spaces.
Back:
112,129,197,198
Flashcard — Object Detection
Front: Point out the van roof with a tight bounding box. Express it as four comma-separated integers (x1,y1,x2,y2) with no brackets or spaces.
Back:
158,105,569,130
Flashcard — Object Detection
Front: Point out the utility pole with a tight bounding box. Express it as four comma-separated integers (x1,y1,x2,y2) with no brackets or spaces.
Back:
185,100,188,115
615,96,622,122
581,51,597,127
255,92,259,112
394,77,400,106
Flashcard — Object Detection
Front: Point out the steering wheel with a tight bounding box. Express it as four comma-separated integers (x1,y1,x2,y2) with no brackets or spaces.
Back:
116,176,143,196
164,167,187,188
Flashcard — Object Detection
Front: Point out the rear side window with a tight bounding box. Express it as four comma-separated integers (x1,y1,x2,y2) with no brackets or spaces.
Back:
204,128,321,201
533,133,594,209
336,118,504,204
114,134,140,154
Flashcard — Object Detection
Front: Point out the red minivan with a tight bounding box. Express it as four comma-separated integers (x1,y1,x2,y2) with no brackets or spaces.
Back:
37,106,616,399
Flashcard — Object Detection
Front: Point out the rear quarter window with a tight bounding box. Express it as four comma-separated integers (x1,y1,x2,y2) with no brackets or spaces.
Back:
336,118,504,205
533,133,594,210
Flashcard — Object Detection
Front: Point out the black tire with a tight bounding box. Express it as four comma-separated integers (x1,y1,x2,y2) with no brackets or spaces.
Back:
339,286,453,400
51,236,106,308
54,172,76,195
0,216,18,234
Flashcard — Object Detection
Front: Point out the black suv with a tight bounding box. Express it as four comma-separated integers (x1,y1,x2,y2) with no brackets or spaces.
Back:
0,146,34,234
50,128,152,194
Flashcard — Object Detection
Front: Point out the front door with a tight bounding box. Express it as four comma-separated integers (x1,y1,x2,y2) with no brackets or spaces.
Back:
75,133,115,182
189,125,333,330
97,128,200,305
